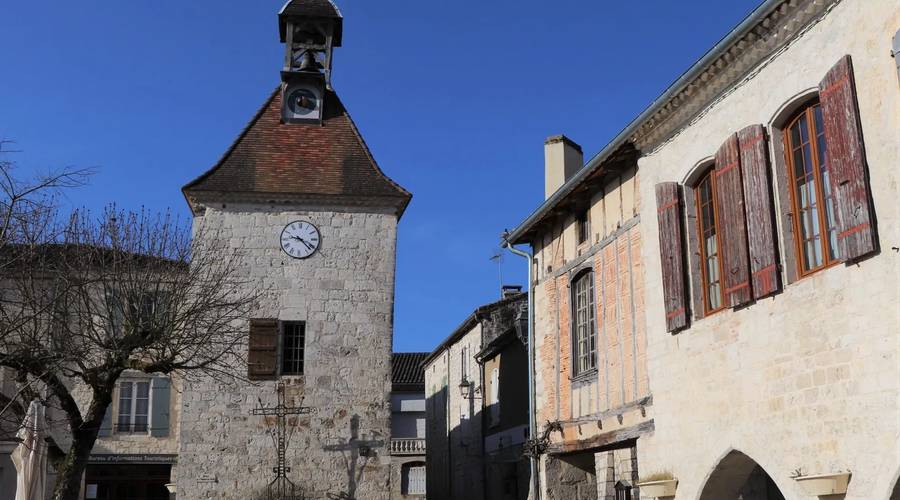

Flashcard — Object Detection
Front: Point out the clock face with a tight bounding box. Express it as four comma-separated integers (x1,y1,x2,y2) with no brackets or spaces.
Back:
287,87,319,117
280,221,320,259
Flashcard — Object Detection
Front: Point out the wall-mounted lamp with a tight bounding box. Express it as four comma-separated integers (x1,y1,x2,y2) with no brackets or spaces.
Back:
459,379,472,399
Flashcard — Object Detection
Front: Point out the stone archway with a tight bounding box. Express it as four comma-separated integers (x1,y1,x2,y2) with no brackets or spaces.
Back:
698,450,786,500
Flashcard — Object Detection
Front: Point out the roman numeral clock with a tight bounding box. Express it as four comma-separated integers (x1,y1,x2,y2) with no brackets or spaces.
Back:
280,220,321,259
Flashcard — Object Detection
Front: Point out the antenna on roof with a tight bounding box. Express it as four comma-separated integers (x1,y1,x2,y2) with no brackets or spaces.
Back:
490,251,503,299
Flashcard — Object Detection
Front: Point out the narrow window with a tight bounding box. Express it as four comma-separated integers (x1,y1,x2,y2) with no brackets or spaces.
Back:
116,380,150,434
783,101,840,275
572,271,597,375
576,209,590,245
280,322,306,375
694,170,726,314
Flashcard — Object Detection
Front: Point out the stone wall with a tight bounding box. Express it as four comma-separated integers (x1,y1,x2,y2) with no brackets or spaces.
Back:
637,1,900,499
177,205,398,500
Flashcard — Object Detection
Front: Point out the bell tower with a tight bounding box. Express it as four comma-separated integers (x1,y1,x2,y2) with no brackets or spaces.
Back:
278,0,343,124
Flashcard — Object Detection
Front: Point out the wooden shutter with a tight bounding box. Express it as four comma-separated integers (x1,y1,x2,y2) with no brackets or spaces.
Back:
819,55,877,261
248,318,278,380
714,134,752,308
681,186,705,321
655,182,688,332
772,133,800,285
738,124,780,299
150,376,171,437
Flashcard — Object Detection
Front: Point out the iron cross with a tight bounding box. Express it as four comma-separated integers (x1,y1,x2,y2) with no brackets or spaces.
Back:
252,381,315,499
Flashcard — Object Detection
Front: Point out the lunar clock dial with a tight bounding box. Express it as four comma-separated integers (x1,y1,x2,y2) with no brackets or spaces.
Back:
280,221,320,259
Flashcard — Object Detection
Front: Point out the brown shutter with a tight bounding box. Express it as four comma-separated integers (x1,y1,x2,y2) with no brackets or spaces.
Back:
681,186,705,321
819,55,877,261
655,182,688,332
772,131,800,285
248,318,278,380
738,124,780,299
714,134,752,308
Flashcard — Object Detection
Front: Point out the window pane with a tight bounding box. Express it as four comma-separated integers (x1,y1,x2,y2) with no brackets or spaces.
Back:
572,273,596,374
281,322,306,375
117,383,132,430
134,382,150,433
790,121,802,149
798,114,809,145
802,143,814,176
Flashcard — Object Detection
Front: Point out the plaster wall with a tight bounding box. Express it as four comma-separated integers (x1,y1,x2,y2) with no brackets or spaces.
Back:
423,323,485,500
636,1,900,498
176,205,397,500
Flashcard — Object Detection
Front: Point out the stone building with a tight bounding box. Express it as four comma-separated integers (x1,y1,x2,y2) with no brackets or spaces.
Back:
636,0,899,498
423,289,527,500
505,0,899,499
389,353,428,499
176,1,411,499
478,300,531,500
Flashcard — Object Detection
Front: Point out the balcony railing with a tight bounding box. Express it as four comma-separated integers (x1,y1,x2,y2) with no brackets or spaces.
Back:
390,438,426,455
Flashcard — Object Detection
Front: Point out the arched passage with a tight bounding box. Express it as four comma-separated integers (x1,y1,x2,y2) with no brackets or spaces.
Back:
890,476,900,500
698,450,786,500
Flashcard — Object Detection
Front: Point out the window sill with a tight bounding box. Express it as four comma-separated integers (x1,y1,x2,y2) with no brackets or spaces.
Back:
570,368,598,382
795,258,842,281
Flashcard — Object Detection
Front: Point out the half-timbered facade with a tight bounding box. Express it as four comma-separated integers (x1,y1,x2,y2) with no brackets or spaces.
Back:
506,136,650,500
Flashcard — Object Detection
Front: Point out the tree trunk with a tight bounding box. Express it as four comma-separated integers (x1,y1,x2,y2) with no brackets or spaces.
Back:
51,395,111,500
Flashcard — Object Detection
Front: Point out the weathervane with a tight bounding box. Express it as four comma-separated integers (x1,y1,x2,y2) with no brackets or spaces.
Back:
252,381,316,500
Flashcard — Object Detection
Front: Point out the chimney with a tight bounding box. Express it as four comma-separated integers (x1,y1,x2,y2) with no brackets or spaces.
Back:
544,135,583,199
501,285,523,299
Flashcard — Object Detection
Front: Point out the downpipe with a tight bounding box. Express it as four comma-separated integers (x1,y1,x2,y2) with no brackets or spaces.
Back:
502,235,540,500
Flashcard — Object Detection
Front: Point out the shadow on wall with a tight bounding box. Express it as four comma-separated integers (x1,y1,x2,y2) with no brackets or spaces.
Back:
425,381,530,500
699,450,785,500
324,414,384,500
426,386,449,500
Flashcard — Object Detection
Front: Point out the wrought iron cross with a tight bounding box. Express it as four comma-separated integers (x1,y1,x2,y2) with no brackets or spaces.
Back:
252,381,315,499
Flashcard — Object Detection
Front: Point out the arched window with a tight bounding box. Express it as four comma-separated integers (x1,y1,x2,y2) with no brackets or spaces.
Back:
693,168,725,314
571,270,596,375
782,101,840,275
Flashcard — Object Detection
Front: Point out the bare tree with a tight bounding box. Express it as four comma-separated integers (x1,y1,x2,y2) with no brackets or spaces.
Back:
0,145,261,500
0,141,91,446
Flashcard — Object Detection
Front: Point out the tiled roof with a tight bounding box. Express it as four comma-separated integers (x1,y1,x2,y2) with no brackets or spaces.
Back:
280,0,341,19
392,352,428,387
183,87,411,216
278,0,343,45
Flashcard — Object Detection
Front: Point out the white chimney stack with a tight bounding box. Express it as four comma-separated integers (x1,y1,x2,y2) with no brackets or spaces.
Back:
544,135,583,199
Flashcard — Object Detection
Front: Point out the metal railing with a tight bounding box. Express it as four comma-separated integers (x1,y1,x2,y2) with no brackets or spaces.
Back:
390,438,426,455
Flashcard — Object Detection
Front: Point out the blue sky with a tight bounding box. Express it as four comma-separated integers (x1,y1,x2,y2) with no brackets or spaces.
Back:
1,0,761,353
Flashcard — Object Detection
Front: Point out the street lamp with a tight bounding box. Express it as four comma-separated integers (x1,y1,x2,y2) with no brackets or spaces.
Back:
459,378,472,399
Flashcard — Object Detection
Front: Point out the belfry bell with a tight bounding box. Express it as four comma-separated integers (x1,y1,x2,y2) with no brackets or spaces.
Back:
279,0,343,89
